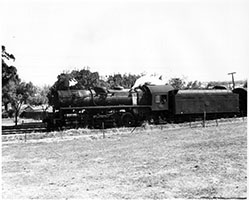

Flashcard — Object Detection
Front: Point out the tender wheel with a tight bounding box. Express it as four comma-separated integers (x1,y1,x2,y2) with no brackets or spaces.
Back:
121,112,135,127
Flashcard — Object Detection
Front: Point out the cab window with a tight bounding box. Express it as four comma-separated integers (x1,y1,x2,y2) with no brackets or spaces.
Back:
155,95,167,104
155,95,160,103
161,95,167,104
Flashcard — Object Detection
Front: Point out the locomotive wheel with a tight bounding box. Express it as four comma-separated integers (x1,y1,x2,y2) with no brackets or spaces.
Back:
121,112,135,127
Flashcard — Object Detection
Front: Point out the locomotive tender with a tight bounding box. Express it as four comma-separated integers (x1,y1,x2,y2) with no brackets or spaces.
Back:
44,84,246,130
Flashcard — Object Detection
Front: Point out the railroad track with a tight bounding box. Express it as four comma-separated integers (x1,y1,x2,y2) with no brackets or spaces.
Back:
2,122,47,135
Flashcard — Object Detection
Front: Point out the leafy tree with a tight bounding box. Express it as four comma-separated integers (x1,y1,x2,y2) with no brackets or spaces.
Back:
9,81,36,125
2,46,20,111
122,73,141,88
2,64,19,87
28,85,50,111
169,78,186,89
98,78,109,88
54,73,72,90
107,73,141,89
186,80,202,89
71,68,100,89
2,45,15,61
2,46,37,124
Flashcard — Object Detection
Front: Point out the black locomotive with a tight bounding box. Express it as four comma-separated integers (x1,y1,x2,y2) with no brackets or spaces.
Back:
44,84,247,130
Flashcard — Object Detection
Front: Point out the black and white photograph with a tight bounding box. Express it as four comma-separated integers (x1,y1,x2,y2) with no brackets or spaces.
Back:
1,0,248,199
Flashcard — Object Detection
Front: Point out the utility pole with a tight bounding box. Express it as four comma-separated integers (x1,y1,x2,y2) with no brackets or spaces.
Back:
228,72,236,89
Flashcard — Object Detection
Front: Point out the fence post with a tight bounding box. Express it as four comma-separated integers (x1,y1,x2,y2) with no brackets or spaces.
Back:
203,111,206,128
24,132,27,142
102,122,105,139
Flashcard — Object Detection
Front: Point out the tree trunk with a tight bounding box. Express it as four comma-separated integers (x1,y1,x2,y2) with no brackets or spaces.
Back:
14,111,18,126
4,103,8,112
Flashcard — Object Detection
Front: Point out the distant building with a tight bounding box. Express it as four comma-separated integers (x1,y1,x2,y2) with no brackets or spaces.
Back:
19,105,52,120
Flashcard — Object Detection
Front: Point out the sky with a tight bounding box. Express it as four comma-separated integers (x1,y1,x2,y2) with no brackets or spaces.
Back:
1,0,249,86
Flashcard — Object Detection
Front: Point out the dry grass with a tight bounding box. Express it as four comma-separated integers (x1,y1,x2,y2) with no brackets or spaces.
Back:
2,121,247,199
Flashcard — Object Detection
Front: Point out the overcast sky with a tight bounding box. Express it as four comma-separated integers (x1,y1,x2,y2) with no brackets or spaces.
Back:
2,0,249,86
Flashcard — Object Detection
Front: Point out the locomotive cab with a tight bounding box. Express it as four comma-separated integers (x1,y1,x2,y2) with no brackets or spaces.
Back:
144,85,174,111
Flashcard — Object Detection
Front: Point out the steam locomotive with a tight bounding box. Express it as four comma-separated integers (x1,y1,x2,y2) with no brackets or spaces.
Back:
44,84,247,130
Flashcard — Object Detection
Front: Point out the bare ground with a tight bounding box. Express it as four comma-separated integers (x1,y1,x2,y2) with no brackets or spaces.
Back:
2,121,247,199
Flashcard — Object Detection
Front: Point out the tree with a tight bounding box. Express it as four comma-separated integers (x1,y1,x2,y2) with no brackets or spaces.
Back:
107,73,141,89
71,68,100,89
122,73,141,88
27,85,50,111
169,78,186,89
9,81,36,125
186,80,202,89
2,46,20,111
2,45,15,61
2,64,19,87
2,46,36,125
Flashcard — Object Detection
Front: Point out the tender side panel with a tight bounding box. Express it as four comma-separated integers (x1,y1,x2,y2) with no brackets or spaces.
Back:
233,88,247,116
174,90,239,115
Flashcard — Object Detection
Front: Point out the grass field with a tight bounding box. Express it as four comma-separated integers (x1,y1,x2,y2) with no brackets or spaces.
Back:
2,120,247,199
